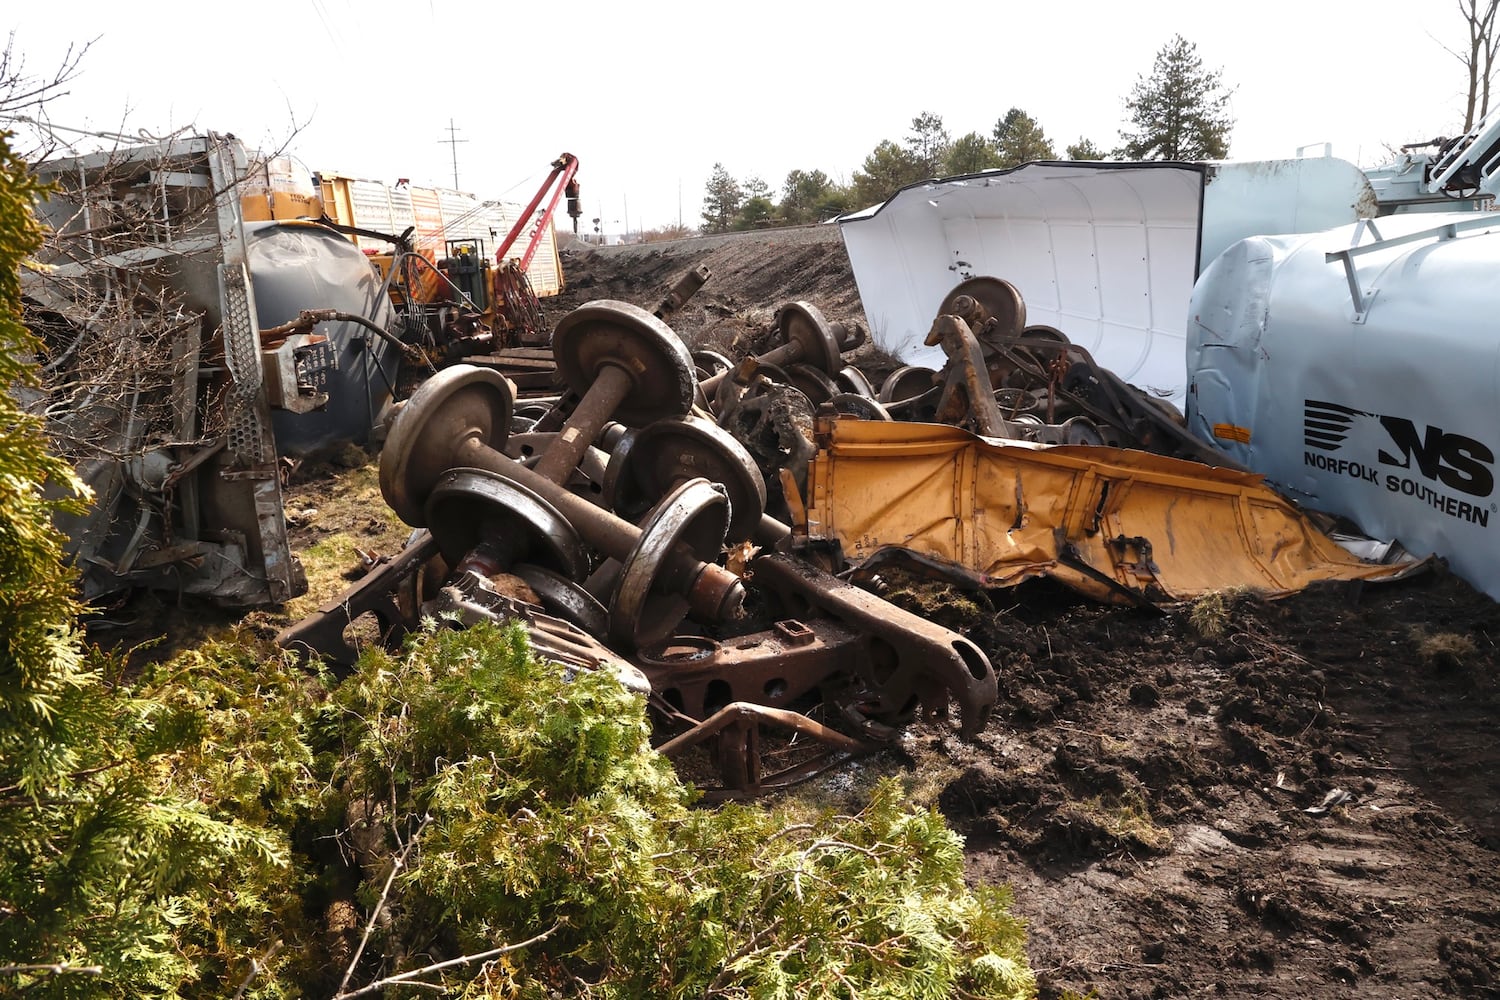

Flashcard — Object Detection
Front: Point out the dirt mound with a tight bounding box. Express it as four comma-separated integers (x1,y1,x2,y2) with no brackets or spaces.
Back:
544,231,1500,999
547,226,867,348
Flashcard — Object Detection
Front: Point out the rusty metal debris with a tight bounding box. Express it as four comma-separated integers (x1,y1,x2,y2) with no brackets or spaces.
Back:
279,299,999,797
874,276,1232,466
275,272,1424,796
654,263,713,321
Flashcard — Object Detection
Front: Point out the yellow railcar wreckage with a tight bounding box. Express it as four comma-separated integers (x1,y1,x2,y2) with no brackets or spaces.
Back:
797,419,1427,605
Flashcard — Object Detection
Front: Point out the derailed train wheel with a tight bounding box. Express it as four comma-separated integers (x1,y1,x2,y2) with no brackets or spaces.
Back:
423,467,589,581
609,478,732,651
605,415,767,544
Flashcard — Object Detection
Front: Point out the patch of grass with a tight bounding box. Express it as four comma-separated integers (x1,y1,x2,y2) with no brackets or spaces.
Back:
281,461,411,620
1187,587,1252,640
899,742,968,811
1068,791,1173,852
1410,627,1478,670
879,572,988,633
1188,591,1229,639
293,534,365,595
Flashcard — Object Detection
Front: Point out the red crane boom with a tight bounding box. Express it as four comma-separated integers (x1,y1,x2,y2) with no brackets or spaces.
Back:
494,153,581,273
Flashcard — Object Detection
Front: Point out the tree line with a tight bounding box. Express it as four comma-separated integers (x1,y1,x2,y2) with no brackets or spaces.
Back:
695,33,1231,235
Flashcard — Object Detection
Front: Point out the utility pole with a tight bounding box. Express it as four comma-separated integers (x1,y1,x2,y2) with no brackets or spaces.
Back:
439,119,468,190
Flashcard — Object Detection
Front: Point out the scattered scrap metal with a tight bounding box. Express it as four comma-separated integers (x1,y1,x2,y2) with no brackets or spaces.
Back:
279,272,1423,798
282,299,995,798
18,128,1435,795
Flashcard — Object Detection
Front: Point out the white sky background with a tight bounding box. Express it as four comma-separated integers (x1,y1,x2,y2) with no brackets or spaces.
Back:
5,0,1482,234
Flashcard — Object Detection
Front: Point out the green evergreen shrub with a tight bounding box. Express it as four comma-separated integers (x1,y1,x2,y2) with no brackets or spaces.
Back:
324,622,1035,999
0,133,304,999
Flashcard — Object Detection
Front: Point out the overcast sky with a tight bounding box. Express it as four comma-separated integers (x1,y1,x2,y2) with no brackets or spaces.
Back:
6,1,1482,234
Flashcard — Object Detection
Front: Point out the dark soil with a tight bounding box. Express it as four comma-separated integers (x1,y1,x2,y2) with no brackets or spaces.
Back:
548,227,869,354
552,231,1500,1000
931,571,1500,999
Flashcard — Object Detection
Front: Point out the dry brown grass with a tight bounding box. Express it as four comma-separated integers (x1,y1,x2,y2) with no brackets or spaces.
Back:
1188,587,1255,640
1410,627,1478,670
1065,791,1173,852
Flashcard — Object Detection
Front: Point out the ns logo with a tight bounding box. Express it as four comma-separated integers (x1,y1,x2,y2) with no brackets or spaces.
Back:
1304,400,1495,498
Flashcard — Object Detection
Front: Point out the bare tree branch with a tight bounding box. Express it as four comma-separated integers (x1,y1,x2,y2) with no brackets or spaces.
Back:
0,963,103,977
334,813,431,997
331,922,562,1000
1436,1,1500,131
0,30,94,114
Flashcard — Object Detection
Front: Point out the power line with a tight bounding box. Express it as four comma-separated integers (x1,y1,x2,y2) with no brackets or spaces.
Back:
439,119,468,191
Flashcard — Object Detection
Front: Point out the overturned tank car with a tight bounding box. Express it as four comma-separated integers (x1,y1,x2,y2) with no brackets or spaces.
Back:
24,133,401,605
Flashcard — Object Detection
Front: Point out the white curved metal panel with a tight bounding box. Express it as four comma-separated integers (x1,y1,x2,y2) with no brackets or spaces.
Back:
839,163,1205,402
840,158,1375,405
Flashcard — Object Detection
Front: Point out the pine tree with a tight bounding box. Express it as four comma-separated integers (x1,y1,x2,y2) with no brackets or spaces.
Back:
700,163,743,234
780,168,836,223
852,140,926,206
944,132,1003,175
1119,35,1234,160
734,194,775,230
1066,137,1107,160
993,108,1056,167
906,111,951,176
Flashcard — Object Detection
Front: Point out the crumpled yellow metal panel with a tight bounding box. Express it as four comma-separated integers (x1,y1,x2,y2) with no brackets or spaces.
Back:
801,419,1425,604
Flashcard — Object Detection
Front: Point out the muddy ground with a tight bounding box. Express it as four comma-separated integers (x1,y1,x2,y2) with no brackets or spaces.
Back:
542,230,1500,999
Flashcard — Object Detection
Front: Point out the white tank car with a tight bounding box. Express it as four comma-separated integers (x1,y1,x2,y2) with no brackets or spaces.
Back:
1186,212,1500,598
